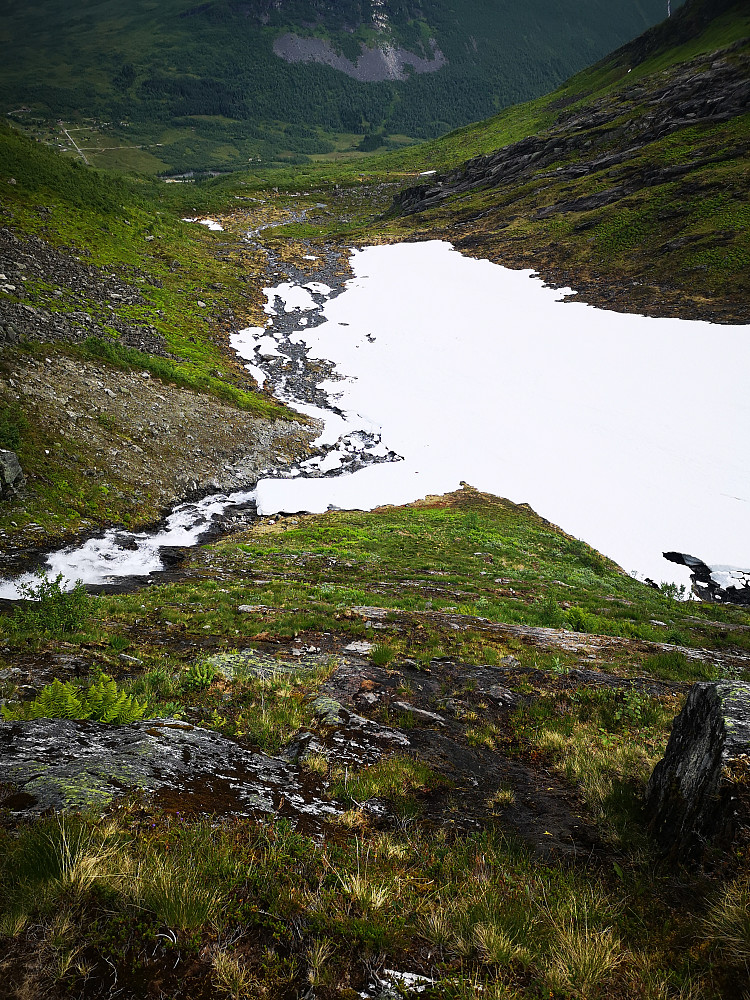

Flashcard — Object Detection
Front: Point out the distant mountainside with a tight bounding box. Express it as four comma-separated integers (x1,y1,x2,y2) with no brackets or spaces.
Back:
384,0,750,323
0,0,681,173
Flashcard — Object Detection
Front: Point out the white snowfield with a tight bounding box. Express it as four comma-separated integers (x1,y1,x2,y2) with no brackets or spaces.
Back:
252,241,750,590
1,240,747,597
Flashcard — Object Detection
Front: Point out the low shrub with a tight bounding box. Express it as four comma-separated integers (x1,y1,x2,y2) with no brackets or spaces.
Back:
181,661,218,692
7,572,92,635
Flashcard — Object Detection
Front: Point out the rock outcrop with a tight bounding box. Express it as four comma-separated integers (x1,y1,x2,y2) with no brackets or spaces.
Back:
646,681,750,858
0,716,341,829
664,551,750,606
0,448,23,498
392,51,750,217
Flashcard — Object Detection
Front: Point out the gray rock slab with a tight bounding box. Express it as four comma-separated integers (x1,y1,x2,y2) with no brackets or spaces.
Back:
646,681,750,857
0,716,340,828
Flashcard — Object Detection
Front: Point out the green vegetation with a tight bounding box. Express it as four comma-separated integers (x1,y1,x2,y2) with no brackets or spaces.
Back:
7,573,92,636
0,403,28,452
0,490,748,997
1,4,750,997
0,808,746,997
0,118,299,539
0,0,677,172
1,674,146,724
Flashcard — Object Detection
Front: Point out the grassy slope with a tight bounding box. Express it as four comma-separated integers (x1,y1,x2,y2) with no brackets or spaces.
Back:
0,122,302,535
1,489,748,997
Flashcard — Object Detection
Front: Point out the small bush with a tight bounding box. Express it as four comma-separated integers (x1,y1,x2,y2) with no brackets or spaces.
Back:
0,403,27,452
8,572,92,635
2,674,146,724
181,661,217,692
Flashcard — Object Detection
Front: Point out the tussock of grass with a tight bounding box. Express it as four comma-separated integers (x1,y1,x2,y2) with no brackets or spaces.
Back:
703,875,750,967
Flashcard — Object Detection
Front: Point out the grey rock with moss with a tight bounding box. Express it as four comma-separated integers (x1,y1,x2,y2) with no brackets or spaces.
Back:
0,716,341,827
646,681,750,857
0,448,23,498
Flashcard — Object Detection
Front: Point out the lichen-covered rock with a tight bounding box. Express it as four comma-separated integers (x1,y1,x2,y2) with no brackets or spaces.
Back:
0,716,341,828
0,448,23,498
646,681,750,857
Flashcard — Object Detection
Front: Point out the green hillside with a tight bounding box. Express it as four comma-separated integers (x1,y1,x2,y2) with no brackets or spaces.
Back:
0,0,681,173
1,3,750,998
258,0,749,324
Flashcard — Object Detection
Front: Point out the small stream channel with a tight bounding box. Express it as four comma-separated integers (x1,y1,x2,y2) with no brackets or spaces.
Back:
2,239,749,599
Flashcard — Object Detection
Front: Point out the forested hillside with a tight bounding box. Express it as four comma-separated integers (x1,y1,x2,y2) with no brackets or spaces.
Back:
0,0,680,172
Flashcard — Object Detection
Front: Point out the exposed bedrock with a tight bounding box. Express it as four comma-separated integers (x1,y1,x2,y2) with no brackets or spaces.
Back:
273,33,446,83
391,52,750,216
646,681,750,858
664,551,750,606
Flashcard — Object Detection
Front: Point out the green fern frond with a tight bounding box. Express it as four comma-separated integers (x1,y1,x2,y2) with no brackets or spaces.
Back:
1,675,146,725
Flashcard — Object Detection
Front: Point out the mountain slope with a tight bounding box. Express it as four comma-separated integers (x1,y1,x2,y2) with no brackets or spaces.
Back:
0,121,313,552
0,0,681,172
378,0,750,322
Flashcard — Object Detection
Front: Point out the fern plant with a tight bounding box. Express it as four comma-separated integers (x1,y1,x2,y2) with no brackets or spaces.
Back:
1,675,146,725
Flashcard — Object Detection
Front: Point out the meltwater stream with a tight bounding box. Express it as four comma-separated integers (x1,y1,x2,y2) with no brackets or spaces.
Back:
2,240,749,598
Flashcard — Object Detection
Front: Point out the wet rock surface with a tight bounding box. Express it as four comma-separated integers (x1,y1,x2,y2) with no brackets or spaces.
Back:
0,646,611,855
646,680,750,858
664,551,750,607
0,716,341,830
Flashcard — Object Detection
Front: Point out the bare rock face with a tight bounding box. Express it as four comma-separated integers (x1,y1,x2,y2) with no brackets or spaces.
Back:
646,681,750,858
664,551,750,606
0,717,340,830
0,448,23,498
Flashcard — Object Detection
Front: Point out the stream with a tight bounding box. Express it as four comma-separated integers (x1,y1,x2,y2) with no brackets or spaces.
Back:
1,239,749,599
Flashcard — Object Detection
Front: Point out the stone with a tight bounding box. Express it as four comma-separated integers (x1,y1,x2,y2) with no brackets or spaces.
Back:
0,716,341,827
392,700,445,725
664,551,750,606
646,681,750,857
488,685,516,705
344,640,374,655
0,449,23,498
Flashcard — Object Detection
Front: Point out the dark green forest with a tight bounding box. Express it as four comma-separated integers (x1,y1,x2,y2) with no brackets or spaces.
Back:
0,0,682,172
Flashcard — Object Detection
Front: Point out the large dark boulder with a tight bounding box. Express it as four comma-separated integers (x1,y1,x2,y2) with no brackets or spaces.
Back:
664,551,750,606
646,681,750,858
0,448,23,498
